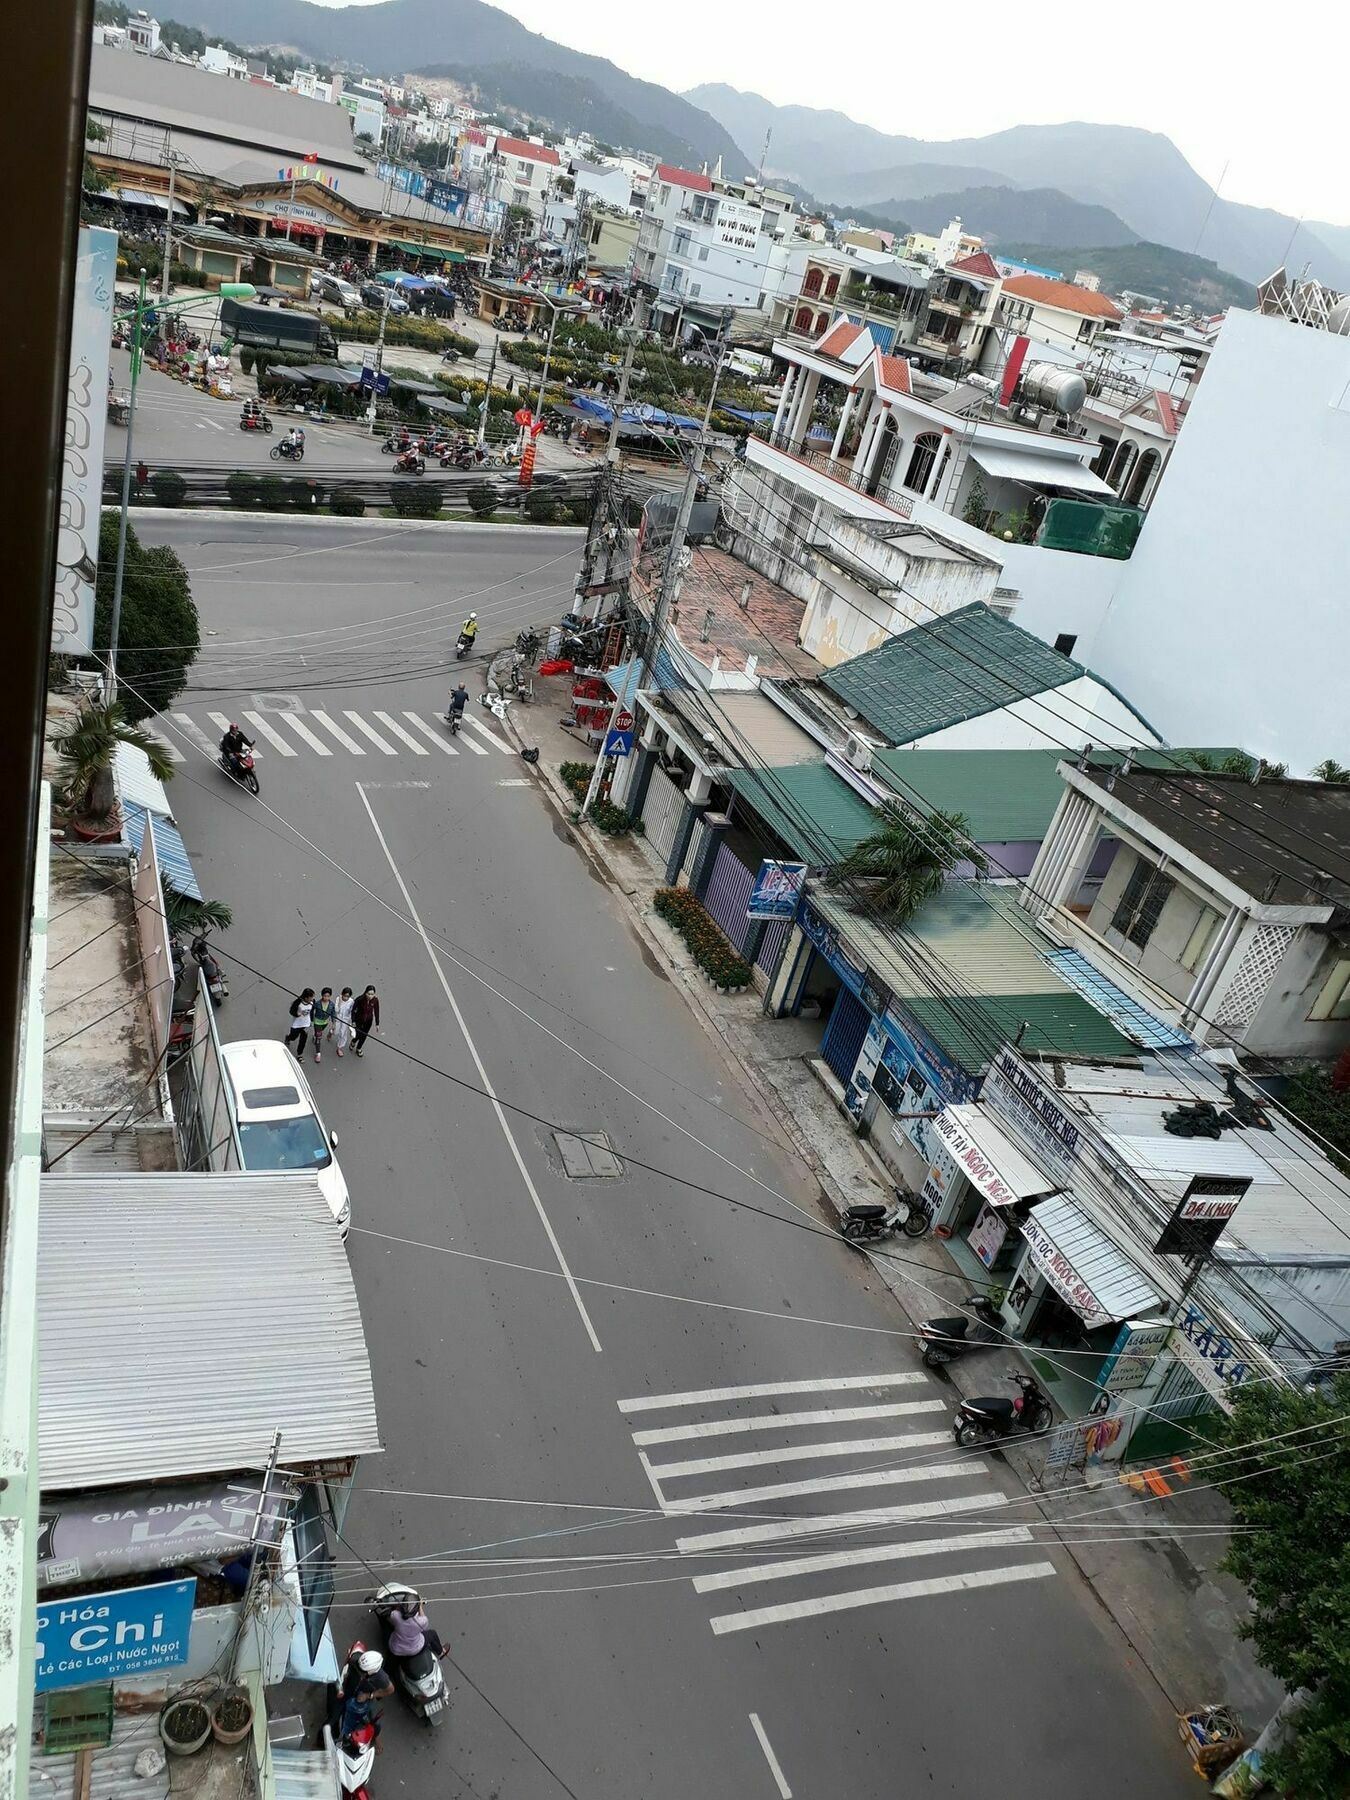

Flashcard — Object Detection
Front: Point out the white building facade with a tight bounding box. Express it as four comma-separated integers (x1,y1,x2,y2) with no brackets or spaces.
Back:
636,164,796,336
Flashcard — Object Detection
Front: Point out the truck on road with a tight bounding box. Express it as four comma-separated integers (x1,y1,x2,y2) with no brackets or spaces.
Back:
220,299,337,359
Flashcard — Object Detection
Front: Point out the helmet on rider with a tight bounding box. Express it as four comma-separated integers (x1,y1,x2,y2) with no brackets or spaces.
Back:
357,1650,384,1674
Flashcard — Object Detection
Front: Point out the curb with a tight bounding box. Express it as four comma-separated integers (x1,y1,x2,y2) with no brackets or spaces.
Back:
509,723,1219,1724
113,507,585,533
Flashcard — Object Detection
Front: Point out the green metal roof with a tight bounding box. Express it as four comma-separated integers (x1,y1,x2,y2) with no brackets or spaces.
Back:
873,746,1250,844
821,602,1101,745
725,762,878,864
807,882,1135,1072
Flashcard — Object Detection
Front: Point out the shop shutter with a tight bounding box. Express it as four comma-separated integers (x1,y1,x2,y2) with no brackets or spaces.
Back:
641,765,684,867
822,986,870,1083
703,840,755,949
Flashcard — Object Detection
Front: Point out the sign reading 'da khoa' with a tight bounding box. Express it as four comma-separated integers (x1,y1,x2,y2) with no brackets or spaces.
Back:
35,1578,195,1692
1154,1174,1251,1257
37,1473,296,1588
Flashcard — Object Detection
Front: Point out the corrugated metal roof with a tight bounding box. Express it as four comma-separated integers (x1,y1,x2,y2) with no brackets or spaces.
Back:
115,741,173,816
1043,948,1193,1050
821,603,1087,745
725,763,878,863
33,1718,175,1800
123,804,202,901
808,884,1136,1070
605,650,684,709
711,693,821,766
38,1173,380,1488
1020,1194,1159,1324
273,1746,340,1800
873,749,1069,841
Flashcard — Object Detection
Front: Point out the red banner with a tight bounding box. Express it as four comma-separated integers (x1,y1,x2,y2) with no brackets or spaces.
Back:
518,441,536,487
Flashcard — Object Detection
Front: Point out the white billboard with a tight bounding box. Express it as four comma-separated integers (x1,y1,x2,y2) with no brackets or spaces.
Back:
54,226,117,654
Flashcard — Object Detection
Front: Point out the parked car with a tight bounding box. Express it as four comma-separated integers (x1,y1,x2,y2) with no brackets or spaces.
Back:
361,283,410,314
220,1038,350,1236
311,272,362,312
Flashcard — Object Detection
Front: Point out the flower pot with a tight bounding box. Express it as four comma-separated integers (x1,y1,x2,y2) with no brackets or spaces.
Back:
160,1698,212,1757
211,1691,254,1747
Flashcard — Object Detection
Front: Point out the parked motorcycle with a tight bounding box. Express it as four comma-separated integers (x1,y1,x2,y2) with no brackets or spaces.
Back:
841,1190,930,1243
917,1295,1003,1368
953,1373,1052,1447
190,935,228,1007
218,746,260,795
337,1721,377,1800
270,438,305,462
393,448,425,475
370,1584,449,1726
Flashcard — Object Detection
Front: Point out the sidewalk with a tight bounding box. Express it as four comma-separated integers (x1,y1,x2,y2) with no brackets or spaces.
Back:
506,665,1282,1734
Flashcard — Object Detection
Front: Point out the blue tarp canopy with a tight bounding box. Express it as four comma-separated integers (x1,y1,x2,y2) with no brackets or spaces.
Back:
723,407,775,423
123,804,201,901
603,650,685,709
567,393,703,432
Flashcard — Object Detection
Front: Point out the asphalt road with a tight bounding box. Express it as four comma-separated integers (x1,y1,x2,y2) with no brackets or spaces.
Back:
140,514,1198,1800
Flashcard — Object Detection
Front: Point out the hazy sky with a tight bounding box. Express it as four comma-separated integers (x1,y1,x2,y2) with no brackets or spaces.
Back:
309,0,1346,225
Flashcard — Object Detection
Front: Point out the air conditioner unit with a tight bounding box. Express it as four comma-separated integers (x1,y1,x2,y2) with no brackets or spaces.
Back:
844,731,875,773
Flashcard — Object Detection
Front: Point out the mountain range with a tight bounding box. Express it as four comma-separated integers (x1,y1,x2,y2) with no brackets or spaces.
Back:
687,85,1350,289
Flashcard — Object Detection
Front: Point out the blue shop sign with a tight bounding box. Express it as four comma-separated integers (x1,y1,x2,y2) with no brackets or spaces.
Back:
749,860,807,920
36,1578,196,1692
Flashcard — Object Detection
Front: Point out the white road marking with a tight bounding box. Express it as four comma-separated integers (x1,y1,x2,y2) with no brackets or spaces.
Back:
636,1451,667,1510
678,1491,1003,1554
242,711,297,756
310,710,367,754
668,1461,973,1518
344,711,398,754
632,1400,944,1446
618,1373,926,1414
279,714,333,755
709,1561,1058,1635
436,714,487,755
749,1716,791,1799
359,787,602,1353
650,1432,950,1482
373,711,429,754
497,778,533,787
402,711,459,755
171,713,217,756
462,712,511,753
144,725,184,763
692,1526,1036,1594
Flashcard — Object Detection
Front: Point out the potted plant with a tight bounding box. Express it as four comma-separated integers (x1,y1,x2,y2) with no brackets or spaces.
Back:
210,1687,254,1746
54,700,175,842
160,1695,211,1757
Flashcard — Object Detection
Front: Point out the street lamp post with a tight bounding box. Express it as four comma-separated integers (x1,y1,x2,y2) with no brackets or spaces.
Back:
106,275,255,703
365,285,392,436
533,293,564,430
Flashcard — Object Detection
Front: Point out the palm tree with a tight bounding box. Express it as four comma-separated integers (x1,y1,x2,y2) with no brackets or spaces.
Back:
1313,759,1350,784
54,701,175,830
164,891,233,937
829,804,983,924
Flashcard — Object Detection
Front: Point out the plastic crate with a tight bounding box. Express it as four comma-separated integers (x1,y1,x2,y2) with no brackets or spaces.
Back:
43,1686,114,1754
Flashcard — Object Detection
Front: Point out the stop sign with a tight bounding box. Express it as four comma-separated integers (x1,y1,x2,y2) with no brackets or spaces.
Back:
614,708,634,732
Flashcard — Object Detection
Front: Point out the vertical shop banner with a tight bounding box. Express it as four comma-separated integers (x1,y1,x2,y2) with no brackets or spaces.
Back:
54,226,117,653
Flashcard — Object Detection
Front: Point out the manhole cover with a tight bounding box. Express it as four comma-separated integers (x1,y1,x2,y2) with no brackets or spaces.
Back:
553,1130,624,1179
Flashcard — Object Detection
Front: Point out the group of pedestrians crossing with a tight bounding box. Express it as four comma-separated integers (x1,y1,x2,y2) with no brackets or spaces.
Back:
284,984,382,1063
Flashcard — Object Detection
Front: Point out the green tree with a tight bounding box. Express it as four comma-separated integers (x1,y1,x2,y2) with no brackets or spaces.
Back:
84,117,110,197
91,515,200,723
1212,1374,1350,1797
54,700,174,827
1282,1062,1350,1176
829,804,983,924
1313,759,1350,784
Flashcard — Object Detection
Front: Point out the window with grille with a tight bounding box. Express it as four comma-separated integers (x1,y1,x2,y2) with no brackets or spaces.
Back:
1111,857,1175,948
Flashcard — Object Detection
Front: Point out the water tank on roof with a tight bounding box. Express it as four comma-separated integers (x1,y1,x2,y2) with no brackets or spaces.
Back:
1018,362,1087,415
1326,296,1350,335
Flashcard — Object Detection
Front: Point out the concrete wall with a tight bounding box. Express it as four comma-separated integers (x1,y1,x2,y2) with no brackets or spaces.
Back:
916,676,1158,750
1245,922,1350,1059
1089,307,1350,773
1087,842,1219,1005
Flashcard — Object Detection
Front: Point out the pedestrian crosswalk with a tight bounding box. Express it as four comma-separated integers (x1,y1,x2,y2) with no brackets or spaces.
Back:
617,1371,1056,1636
158,705,515,763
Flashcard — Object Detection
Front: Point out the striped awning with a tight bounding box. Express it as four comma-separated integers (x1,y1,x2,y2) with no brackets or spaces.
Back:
123,803,201,901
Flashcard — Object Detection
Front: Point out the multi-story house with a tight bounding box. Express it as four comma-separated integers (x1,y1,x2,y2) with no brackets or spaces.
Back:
635,164,796,338
991,272,1124,362
485,134,561,217
200,44,247,79
126,10,161,53
770,241,930,354
913,250,1004,371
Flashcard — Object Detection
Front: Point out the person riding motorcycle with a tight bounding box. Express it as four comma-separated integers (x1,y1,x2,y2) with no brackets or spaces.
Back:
458,613,478,645
334,1648,393,1741
385,1598,446,1672
283,425,305,455
219,723,254,770
446,682,469,722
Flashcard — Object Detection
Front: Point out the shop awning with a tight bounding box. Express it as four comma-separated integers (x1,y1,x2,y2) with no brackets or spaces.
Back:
288,363,363,387
270,217,324,238
119,186,189,217
1016,1194,1160,1330
424,396,469,417
389,240,462,262
604,650,684,709
970,446,1114,495
122,804,201,902
932,1104,1061,1208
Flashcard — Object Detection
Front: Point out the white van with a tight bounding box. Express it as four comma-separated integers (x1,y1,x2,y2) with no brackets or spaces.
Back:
221,1038,350,1237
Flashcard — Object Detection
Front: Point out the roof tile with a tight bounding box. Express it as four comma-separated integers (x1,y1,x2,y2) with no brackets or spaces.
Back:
875,352,912,395
1001,273,1123,320
654,162,712,192
494,134,560,166
814,318,865,359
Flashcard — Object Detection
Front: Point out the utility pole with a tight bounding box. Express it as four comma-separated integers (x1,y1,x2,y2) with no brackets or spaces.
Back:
605,292,647,464
228,1430,282,1683
108,269,147,706
160,137,176,300
285,167,298,242
365,286,391,435
478,332,498,448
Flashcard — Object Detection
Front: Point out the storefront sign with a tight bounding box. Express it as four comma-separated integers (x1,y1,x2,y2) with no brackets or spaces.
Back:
1170,1303,1252,1412
982,1049,1081,1179
35,1578,195,1692
714,197,760,252
1018,1208,1114,1329
919,1144,958,1216
1095,1318,1171,1392
968,1203,1009,1269
1155,1175,1251,1257
748,860,806,920
54,226,116,654
932,1109,1024,1209
37,1474,296,1588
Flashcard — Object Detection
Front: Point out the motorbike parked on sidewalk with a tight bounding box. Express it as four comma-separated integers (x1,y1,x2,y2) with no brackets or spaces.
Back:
953,1373,1052,1447
841,1190,930,1243
918,1295,1004,1368
369,1584,449,1726
218,746,260,795
337,1721,377,1800
190,935,228,1006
